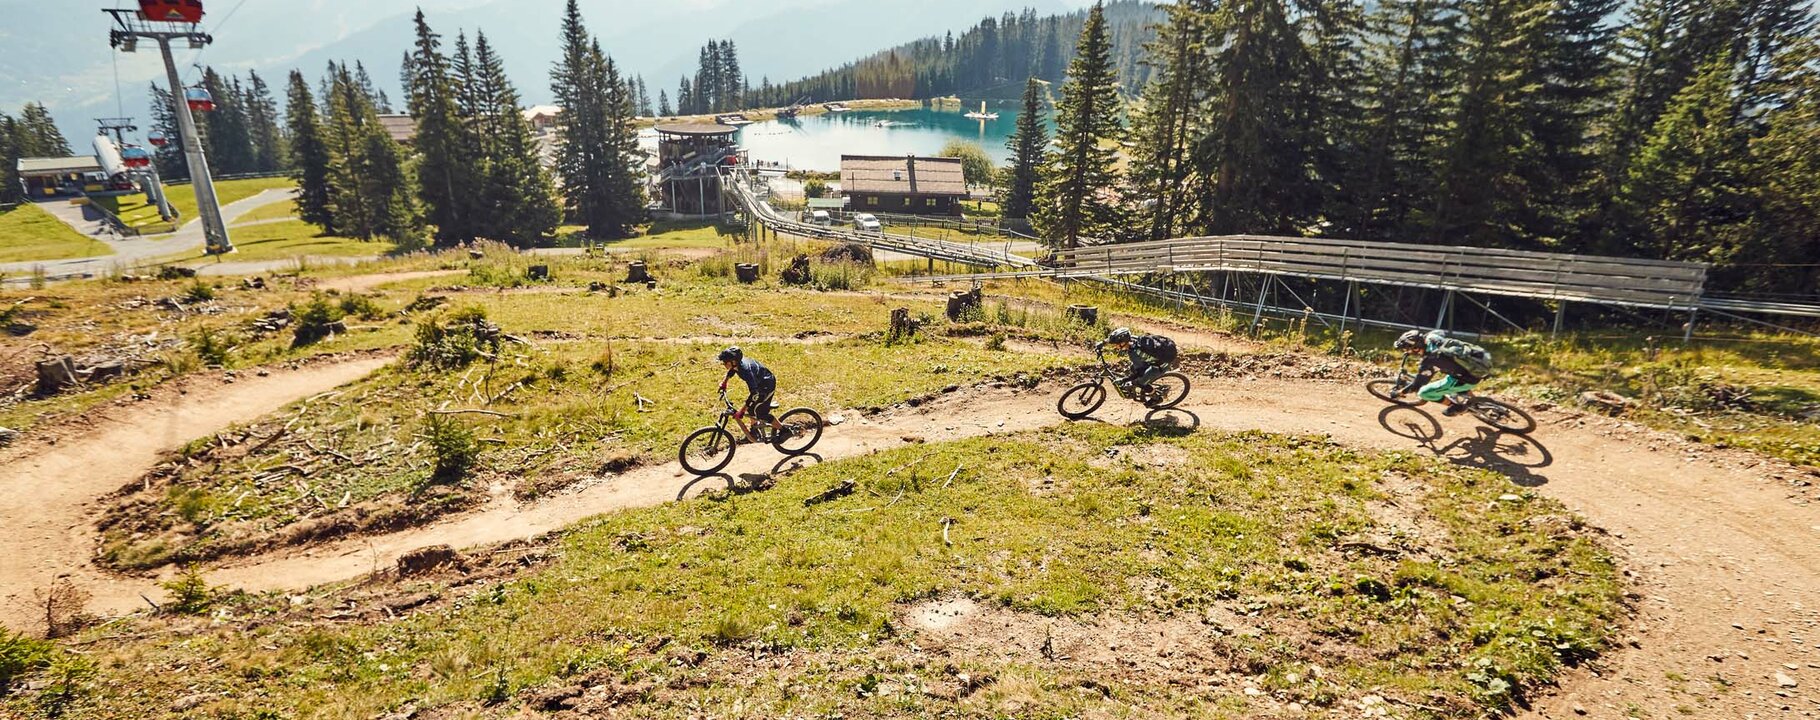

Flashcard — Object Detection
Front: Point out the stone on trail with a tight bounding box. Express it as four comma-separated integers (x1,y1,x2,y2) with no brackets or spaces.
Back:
0,426,17,446
396,545,463,577
1776,672,1797,688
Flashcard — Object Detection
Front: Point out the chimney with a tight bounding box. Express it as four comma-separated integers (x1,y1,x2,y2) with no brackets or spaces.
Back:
905,154,916,192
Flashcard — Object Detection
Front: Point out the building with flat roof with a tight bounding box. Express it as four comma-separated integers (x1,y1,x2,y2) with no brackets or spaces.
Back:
839,155,966,216
15,156,104,197
655,123,741,215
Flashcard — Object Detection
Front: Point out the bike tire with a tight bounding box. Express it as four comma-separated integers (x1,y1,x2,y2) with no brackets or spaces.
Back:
1057,382,1107,419
1366,378,1419,406
679,426,737,476
1144,372,1191,409
772,408,824,455
1468,398,1538,435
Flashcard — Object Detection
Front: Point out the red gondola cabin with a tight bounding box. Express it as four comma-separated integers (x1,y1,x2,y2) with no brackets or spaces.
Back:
138,0,205,24
120,146,153,169
185,87,215,112
147,131,169,147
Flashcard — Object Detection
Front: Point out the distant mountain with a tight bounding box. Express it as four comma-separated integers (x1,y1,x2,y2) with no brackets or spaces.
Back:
1,0,1101,144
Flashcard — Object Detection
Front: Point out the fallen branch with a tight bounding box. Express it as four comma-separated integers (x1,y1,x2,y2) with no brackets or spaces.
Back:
941,517,953,546
634,393,654,412
139,594,161,613
803,479,857,507
1336,540,1401,557
941,464,963,488
428,408,520,418
886,454,931,477
305,439,355,463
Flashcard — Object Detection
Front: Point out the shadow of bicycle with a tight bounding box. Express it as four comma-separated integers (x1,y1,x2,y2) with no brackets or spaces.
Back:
1376,405,1555,487
1135,408,1200,436
676,453,824,501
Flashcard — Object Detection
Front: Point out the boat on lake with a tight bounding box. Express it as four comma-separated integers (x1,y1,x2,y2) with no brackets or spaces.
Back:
963,101,999,120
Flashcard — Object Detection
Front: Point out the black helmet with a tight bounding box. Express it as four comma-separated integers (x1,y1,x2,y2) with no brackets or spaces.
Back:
1107,327,1132,344
717,346,742,363
1394,330,1425,351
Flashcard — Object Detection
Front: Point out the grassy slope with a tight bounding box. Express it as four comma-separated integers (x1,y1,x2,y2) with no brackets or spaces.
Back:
172,220,395,265
230,197,297,225
29,426,1621,719
91,176,294,231
0,204,112,264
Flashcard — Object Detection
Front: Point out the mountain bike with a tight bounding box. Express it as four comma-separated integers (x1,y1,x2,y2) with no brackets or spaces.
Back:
1366,356,1537,434
679,388,824,476
1056,346,1191,419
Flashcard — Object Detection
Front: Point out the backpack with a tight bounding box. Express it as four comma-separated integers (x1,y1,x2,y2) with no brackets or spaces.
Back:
1431,336,1494,378
1133,334,1178,363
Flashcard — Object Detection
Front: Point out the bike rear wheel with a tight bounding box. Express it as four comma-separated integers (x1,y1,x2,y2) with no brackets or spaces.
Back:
1366,378,1419,406
1057,382,1107,419
772,408,824,455
1467,397,1538,435
1143,372,1191,409
679,426,737,476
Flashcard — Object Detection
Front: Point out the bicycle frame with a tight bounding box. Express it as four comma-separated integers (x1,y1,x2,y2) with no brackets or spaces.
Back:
715,389,771,442
1091,347,1144,401
1393,352,1477,400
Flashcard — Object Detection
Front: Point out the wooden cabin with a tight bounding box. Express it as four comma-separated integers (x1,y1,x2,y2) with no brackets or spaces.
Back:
839,155,966,216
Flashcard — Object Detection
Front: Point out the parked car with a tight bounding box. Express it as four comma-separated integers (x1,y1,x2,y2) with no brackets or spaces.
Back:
806,210,832,226
853,213,882,232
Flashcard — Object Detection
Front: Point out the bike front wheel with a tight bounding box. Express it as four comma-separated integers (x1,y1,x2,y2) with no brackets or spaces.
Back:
1467,397,1538,435
772,408,824,455
1143,372,1191,409
679,426,737,476
1057,381,1107,419
1366,377,1419,406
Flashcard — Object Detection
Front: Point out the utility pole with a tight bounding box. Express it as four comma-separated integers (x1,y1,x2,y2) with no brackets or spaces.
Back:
106,8,233,254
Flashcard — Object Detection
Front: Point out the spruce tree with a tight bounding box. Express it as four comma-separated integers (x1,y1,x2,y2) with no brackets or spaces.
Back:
1429,0,1550,247
202,69,257,174
0,113,21,206
245,70,286,172
1034,2,1125,249
1001,78,1048,220
720,40,743,110
147,84,187,180
678,77,694,116
658,89,672,117
408,9,482,245
1618,55,1751,261
600,50,647,237
325,65,421,243
474,31,561,246
551,1,642,238
1128,0,1214,240
1350,0,1464,242
286,70,337,232
1740,36,1820,293
1190,0,1315,235
14,102,69,156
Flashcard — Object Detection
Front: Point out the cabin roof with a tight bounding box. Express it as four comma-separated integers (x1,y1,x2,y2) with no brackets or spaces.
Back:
376,114,417,144
839,155,966,196
654,123,738,137
16,156,102,176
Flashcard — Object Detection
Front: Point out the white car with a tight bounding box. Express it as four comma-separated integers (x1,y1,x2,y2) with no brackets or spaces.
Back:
853,213,882,232
806,210,832,226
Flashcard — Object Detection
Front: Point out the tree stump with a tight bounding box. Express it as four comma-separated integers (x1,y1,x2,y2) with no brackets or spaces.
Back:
945,288,983,321
467,249,485,260
888,307,919,341
645,280,658,290
1066,304,1099,325
625,261,653,283
527,265,550,281
734,263,760,284
35,356,79,394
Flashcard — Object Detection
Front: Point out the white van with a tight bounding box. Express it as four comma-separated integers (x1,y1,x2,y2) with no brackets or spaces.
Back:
806,210,831,226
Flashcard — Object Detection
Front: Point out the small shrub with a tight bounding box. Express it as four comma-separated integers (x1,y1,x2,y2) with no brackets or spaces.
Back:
291,294,347,347
810,261,872,291
591,343,616,377
160,566,215,615
803,178,829,198
424,414,479,484
182,280,215,303
0,629,56,694
30,580,90,640
408,306,503,370
191,326,233,366
985,331,1007,351
34,653,94,716
337,293,384,320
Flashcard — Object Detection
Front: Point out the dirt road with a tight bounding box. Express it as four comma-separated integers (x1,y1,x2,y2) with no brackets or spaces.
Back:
0,354,1815,717
0,355,393,628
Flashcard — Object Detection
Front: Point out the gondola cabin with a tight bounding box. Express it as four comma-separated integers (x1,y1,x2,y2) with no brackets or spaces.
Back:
147,131,169,147
185,87,215,112
120,146,153,169
138,0,204,24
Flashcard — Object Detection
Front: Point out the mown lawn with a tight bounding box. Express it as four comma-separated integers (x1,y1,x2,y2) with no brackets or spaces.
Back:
91,176,294,232
29,425,1622,719
557,220,744,250
170,220,394,265
230,197,296,225
0,204,112,264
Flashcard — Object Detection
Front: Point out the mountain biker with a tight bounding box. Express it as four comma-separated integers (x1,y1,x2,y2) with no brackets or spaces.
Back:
719,347,785,437
1099,327,1178,391
1392,329,1494,416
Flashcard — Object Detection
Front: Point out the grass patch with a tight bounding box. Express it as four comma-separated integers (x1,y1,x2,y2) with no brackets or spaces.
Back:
51,426,1621,718
231,197,297,225
558,219,743,250
0,204,112,263
91,176,294,232
164,220,395,265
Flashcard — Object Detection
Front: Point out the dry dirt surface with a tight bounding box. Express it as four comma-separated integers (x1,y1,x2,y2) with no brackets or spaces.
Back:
0,354,393,630
1,343,1817,718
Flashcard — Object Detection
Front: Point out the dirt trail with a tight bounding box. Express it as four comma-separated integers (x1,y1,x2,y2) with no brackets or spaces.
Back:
0,356,392,630
1,348,1815,716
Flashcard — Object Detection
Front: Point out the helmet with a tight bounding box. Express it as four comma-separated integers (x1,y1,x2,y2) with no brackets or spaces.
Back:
717,346,742,363
1107,327,1132,344
1394,330,1425,351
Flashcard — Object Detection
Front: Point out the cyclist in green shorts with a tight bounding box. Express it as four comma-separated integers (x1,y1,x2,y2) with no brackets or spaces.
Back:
1392,329,1494,416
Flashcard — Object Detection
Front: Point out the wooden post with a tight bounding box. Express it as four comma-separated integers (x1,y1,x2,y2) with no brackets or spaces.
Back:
1552,301,1567,340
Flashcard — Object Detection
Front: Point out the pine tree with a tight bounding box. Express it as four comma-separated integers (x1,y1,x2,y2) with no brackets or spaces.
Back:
1617,55,1751,262
1739,36,1820,292
245,70,286,171
1429,0,1551,247
201,69,257,174
325,65,421,243
0,113,22,206
1001,78,1048,220
600,53,647,236
408,9,483,245
678,77,694,116
1190,0,1314,235
473,31,562,246
658,89,672,117
14,102,69,156
1034,2,1126,249
286,70,337,232
146,84,187,180
1128,0,1214,240
720,40,743,110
